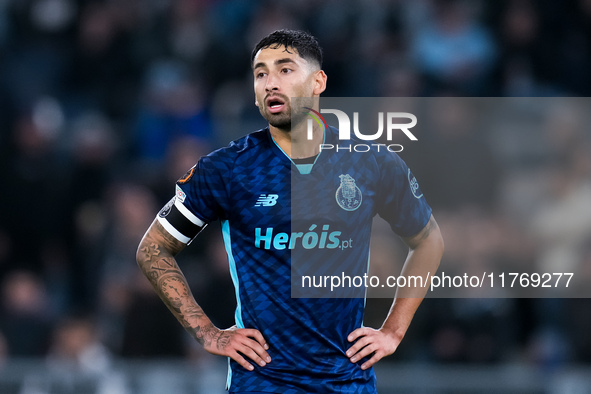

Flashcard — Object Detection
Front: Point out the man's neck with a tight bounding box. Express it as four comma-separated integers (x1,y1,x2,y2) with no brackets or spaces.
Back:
269,122,324,159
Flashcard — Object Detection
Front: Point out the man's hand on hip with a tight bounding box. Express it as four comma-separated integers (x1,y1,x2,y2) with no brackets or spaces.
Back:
346,327,401,370
203,325,272,371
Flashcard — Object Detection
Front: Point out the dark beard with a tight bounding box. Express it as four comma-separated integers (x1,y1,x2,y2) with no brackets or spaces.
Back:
266,112,291,130
268,112,310,132
260,97,312,131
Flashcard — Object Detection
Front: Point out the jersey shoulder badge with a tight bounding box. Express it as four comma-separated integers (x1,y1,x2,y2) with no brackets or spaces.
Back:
177,165,196,184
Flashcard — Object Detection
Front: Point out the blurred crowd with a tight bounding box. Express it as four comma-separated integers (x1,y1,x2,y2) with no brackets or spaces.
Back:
1,0,591,374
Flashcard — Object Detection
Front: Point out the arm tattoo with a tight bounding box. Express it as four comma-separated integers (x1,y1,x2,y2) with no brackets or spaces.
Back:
151,256,176,275
183,305,205,320
154,221,185,255
139,243,161,263
188,325,231,349
137,219,216,346
216,331,232,350
186,323,217,346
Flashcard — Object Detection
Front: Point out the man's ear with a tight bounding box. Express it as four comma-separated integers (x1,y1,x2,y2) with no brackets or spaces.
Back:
313,70,327,96
255,99,259,107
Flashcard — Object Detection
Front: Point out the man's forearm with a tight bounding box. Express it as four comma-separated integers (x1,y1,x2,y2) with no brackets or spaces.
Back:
345,229,443,369
136,221,217,346
136,221,271,369
382,216,444,340
379,257,429,342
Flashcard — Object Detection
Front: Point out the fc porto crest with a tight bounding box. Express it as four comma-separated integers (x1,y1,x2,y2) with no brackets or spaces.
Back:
336,174,362,211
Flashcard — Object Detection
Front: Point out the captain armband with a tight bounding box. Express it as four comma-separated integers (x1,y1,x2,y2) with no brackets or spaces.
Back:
156,197,207,244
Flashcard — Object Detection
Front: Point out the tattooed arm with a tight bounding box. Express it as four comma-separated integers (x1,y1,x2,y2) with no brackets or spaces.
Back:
346,214,444,369
136,219,271,370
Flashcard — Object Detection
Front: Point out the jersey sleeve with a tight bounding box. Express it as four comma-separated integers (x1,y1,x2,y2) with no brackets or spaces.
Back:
375,151,432,238
156,149,232,244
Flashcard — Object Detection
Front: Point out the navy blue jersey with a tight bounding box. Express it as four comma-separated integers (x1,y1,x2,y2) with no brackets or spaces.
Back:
157,127,432,393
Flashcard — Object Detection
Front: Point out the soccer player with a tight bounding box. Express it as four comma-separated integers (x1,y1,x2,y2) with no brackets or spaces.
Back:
136,29,444,393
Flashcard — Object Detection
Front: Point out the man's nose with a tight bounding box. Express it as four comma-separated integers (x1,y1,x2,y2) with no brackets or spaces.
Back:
265,73,279,91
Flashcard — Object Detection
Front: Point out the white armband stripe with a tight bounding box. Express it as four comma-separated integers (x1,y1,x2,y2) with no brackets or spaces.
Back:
157,216,191,244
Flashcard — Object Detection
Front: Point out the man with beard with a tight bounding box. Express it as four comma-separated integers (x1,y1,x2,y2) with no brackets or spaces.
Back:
136,29,443,393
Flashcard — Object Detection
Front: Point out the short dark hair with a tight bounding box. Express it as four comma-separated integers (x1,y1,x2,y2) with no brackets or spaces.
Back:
251,29,323,68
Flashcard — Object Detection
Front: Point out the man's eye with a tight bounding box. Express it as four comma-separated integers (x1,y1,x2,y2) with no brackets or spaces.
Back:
281,68,292,73
256,72,266,78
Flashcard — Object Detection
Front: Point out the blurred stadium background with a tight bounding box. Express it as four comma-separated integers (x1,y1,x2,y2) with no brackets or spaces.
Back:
1,0,591,392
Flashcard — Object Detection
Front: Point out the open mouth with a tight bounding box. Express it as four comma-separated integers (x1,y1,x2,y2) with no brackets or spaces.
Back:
266,97,286,114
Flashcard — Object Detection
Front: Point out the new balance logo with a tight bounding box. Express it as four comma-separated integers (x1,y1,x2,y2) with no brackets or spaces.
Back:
254,194,279,207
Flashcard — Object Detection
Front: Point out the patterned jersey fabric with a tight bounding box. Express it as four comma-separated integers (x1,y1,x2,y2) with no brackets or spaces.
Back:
157,126,432,393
